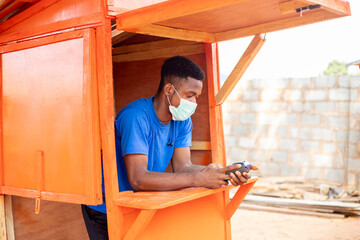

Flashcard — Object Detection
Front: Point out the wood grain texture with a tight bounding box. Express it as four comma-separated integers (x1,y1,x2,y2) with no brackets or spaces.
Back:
0,195,6,240
4,195,14,240
215,9,339,41
96,22,125,240
12,196,88,240
115,0,247,29
122,24,216,42
113,44,205,62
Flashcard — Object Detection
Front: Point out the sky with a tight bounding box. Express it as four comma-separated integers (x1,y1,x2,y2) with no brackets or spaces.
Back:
218,0,360,80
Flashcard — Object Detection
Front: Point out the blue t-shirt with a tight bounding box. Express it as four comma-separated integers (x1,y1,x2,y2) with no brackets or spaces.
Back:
87,96,192,213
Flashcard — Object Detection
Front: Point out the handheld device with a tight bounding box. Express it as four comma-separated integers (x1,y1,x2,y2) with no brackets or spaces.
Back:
225,161,253,175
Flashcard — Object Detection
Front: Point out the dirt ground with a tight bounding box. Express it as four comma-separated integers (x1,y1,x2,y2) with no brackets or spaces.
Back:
231,209,360,240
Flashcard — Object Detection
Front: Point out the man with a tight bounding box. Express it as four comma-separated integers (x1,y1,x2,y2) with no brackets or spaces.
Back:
82,56,251,239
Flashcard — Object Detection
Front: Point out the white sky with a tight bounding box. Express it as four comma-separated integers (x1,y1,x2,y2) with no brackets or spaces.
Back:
218,0,360,79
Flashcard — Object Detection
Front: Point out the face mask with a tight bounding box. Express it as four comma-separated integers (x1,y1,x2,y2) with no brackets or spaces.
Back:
167,85,197,121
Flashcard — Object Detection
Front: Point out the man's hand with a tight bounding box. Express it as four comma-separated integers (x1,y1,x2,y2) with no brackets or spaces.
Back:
195,163,251,189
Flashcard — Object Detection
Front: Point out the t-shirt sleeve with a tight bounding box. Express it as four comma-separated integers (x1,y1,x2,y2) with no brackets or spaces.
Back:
174,118,193,148
115,108,149,156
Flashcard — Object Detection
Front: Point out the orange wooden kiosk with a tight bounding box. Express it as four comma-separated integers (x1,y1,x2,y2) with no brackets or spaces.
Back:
0,0,351,239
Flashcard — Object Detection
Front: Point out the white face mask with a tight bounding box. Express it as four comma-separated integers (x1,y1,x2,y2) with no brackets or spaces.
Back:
167,85,197,121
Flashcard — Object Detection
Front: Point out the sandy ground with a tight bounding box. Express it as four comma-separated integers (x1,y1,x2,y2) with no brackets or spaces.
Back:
231,209,360,240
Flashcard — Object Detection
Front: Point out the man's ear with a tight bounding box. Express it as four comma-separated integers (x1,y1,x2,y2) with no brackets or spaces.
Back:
164,83,174,97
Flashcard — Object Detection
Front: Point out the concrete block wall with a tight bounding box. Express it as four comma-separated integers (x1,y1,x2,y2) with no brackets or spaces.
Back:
223,76,360,188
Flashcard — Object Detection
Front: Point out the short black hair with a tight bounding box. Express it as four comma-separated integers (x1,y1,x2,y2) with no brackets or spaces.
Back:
157,56,205,93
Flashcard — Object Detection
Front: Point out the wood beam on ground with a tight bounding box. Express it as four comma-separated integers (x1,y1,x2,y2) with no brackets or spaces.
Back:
112,39,196,55
116,0,247,29
113,43,205,62
122,24,216,43
215,34,265,105
190,141,211,151
215,10,339,42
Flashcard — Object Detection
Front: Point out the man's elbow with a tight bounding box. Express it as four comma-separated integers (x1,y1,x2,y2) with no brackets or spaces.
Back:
129,176,146,191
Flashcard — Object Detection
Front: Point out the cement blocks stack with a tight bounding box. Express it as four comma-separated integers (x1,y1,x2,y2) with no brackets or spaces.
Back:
223,76,360,188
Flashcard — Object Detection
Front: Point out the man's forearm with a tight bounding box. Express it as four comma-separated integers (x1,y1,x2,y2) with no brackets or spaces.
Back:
175,163,206,173
131,171,201,191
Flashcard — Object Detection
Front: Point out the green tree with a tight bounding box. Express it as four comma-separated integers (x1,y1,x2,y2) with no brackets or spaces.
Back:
323,60,348,76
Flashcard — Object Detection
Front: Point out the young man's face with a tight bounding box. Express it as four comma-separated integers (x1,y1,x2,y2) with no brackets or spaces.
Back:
169,77,203,107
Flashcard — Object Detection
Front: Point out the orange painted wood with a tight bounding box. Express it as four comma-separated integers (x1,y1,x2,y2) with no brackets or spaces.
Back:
226,179,257,220
95,22,125,240
115,179,257,240
115,0,247,29
2,186,86,204
215,9,339,41
205,43,226,166
83,28,102,204
1,29,101,205
0,0,60,33
215,34,265,105
0,12,104,44
121,24,216,43
123,209,157,240
113,179,255,210
140,0,350,42
3,0,102,34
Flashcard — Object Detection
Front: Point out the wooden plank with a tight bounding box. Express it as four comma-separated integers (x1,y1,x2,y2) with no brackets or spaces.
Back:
113,44,205,62
116,0,248,29
124,209,157,240
0,195,6,240
112,39,196,55
215,34,264,105
279,0,309,14
190,141,211,151
298,0,351,15
4,196,14,240
205,43,226,166
120,24,216,43
0,0,60,32
96,21,125,240
112,182,263,209
215,10,340,42
240,203,346,218
0,28,84,53
243,195,360,210
112,30,136,45
1,186,86,203
82,28,102,205
0,12,104,44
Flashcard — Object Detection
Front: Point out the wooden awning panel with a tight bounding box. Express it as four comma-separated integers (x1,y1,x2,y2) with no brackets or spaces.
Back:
114,0,351,42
